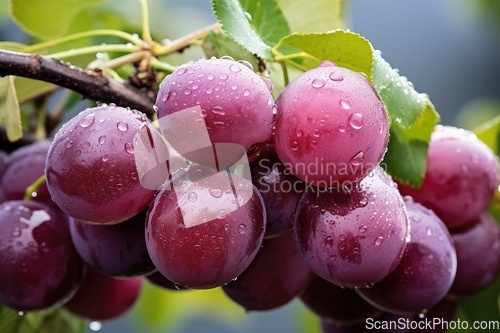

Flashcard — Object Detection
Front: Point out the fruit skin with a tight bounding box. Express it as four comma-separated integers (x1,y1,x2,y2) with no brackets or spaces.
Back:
222,231,313,311
69,210,156,277
299,275,380,325
410,298,458,333
45,105,155,224
65,266,143,321
0,200,84,311
274,62,389,187
146,165,266,289
250,144,304,237
449,212,500,296
398,125,499,229
155,57,275,162
0,141,51,203
321,312,413,333
146,271,187,290
294,167,409,288
357,200,457,315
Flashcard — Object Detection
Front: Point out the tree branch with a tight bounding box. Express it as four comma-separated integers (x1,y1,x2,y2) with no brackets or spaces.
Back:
0,49,156,116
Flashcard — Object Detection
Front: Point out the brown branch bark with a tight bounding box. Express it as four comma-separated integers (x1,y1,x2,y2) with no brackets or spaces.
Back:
0,49,156,116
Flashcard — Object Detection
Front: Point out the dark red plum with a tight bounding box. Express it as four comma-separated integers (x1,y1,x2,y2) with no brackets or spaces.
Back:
65,266,143,320
155,57,275,163
398,125,499,229
45,105,155,224
223,231,313,311
300,275,380,325
449,212,500,296
357,200,457,314
69,210,156,277
250,144,304,237
0,141,51,203
274,61,389,187
294,167,409,287
0,200,84,311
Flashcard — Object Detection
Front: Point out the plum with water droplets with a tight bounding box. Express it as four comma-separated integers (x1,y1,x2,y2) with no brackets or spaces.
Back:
45,104,155,224
299,274,380,325
64,265,143,320
0,200,84,311
273,62,389,187
0,141,51,203
449,211,500,296
155,57,275,163
398,125,499,230
69,210,156,277
356,200,457,314
294,167,409,288
145,165,266,289
250,144,304,237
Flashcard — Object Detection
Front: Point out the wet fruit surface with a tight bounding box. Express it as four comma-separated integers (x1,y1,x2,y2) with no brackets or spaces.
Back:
357,201,457,314
294,168,409,287
223,231,313,311
274,62,390,187
0,200,84,311
45,105,155,224
155,57,275,162
398,125,499,229
146,165,266,289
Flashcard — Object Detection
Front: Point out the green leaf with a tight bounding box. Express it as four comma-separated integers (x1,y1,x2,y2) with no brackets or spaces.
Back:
202,31,261,71
0,306,85,333
275,31,373,75
10,0,107,38
211,0,274,60
0,76,23,141
274,30,439,187
475,115,500,156
372,51,429,128
239,0,291,46
276,0,347,32
382,102,439,188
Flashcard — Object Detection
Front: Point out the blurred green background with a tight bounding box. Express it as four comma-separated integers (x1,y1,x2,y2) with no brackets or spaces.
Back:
0,0,498,332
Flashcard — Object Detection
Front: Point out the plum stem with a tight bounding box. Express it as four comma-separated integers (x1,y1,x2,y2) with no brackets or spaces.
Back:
24,174,47,201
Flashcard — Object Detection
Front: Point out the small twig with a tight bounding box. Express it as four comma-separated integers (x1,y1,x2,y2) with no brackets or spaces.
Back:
0,50,155,116
24,174,46,201
154,23,223,55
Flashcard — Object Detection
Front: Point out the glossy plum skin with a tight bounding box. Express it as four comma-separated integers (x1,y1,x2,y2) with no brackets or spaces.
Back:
222,231,313,311
449,212,500,296
250,144,304,237
357,201,457,314
0,141,51,203
274,62,389,187
146,271,186,290
398,125,499,229
410,298,458,333
146,165,266,289
0,201,84,311
69,210,156,277
45,105,155,224
299,275,380,325
65,266,143,320
294,168,409,287
155,58,275,162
